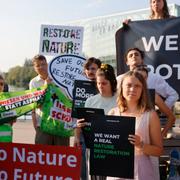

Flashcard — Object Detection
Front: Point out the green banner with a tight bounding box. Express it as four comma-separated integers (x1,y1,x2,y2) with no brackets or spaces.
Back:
40,84,74,137
0,86,46,124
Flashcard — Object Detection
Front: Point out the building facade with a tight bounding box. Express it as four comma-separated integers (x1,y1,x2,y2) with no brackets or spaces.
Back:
69,4,180,72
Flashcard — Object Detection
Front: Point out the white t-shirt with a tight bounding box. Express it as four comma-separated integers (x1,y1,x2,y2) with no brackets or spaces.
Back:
85,93,117,114
116,72,179,108
29,75,46,127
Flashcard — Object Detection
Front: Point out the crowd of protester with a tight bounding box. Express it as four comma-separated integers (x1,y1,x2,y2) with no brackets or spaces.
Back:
0,0,179,179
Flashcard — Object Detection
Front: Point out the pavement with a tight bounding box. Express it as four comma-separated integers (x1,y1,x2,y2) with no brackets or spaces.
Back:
12,120,74,145
13,120,35,144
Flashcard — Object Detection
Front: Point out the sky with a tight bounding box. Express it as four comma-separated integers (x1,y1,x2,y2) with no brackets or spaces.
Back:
0,0,180,72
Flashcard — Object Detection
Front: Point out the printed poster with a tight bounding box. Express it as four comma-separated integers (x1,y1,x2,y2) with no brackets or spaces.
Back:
0,86,46,124
76,108,105,148
0,142,81,180
90,115,135,178
72,80,98,118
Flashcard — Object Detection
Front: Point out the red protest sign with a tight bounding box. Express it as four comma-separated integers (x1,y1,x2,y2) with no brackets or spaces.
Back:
0,143,81,180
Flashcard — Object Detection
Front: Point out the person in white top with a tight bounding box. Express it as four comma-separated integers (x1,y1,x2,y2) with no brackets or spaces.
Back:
74,64,117,180
85,64,117,114
116,47,179,108
29,54,69,146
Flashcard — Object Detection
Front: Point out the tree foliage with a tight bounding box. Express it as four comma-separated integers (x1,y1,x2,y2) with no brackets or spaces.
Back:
5,58,36,89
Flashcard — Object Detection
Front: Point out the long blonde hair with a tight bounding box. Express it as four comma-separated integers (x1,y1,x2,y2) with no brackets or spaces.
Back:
117,71,153,113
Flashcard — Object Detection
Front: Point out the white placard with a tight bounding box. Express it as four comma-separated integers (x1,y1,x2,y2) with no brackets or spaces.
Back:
39,24,84,56
48,55,87,99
